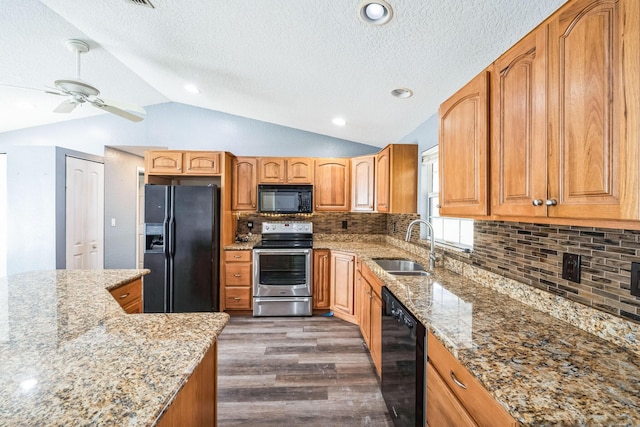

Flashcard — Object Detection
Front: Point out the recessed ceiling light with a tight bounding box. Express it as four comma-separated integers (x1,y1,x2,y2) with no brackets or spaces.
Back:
391,88,413,99
359,1,393,25
184,84,200,94
332,117,347,127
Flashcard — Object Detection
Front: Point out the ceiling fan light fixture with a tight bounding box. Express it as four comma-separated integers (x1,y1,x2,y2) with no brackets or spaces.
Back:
391,88,413,99
359,1,393,25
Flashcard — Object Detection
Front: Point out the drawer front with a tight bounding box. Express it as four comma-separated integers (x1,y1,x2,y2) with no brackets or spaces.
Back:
427,333,516,427
109,278,142,309
427,363,478,427
122,298,143,314
225,264,252,286
225,287,251,309
224,250,252,263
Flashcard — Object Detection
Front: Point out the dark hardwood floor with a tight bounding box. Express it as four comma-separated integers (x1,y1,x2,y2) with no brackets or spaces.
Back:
217,316,393,426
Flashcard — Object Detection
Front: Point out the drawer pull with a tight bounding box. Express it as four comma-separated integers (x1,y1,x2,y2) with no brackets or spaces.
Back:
118,293,130,299
233,255,241,258
233,297,241,300
450,371,467,389
234,274,242,277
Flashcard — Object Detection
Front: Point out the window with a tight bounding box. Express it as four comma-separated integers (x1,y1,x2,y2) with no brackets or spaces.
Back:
422,146,473,250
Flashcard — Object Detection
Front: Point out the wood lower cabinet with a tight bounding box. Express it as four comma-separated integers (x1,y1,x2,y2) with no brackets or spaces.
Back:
439,70,490,218
156,342,218,427
358,262,382,377
375,144,418,213
109,278,142,314
314,159,351,211
232,157,257,211
351,155,375,211
427,332,517,427
223,250,252,311
146,151,221,176
329,251,356,322
258,157,313,184
313,249,331,309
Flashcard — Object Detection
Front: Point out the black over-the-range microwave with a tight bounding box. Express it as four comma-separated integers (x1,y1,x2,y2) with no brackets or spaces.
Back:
258,184,313,214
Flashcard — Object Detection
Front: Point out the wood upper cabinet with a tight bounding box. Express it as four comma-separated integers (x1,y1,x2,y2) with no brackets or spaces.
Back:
258,158,313,184
146,151,221,176
232,157,257,211
375,144,418,213
313,249,331,309
330,251,355,322
351,155,375,212
314,158,351,211
375,147,390,212
546,0,639,221
439,70,490,217
492,27,548,218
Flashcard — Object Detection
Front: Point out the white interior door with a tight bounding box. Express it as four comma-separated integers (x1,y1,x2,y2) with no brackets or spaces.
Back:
66,156,104,269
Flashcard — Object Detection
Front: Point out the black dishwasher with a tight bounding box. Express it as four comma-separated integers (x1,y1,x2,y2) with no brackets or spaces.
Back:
381,287,426,427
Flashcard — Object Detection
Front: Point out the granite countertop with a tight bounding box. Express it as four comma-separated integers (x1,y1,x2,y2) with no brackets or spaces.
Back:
314,240,640,426
0,269,229,426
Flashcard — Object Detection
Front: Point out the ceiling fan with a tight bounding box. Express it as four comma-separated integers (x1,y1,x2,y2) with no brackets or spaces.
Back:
1,39,145,122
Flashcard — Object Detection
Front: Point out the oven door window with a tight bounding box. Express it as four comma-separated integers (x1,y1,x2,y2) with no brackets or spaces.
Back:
258,253,307,285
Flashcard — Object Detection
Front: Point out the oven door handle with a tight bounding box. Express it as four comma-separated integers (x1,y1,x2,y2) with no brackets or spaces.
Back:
254,297,310,302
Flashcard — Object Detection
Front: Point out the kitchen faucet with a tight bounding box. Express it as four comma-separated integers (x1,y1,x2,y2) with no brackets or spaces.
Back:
405,219,438,271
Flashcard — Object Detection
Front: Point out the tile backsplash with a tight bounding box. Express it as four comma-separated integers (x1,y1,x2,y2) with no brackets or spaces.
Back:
446,221,640,323
236,212,387,235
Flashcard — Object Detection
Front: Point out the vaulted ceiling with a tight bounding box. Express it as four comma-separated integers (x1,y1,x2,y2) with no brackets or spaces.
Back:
0,0,566,147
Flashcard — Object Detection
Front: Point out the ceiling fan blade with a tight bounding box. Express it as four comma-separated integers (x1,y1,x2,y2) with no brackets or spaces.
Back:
53,99,78,113
0,83,65,96
100,98,146,114
93,103,144,122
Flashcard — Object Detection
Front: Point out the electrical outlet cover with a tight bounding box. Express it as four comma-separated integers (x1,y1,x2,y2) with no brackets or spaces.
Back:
562,253,581,283
631,262,640,297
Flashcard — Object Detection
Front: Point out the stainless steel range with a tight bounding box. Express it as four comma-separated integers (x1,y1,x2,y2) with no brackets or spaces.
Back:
252,221,313,316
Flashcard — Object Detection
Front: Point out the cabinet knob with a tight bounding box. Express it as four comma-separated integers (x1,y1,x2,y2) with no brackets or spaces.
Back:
532,199,544,206
545,199,558,206
252,204,256,208
187,167,191,170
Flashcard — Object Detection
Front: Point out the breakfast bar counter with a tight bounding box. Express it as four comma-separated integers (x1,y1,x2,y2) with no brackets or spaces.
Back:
0,269,229,426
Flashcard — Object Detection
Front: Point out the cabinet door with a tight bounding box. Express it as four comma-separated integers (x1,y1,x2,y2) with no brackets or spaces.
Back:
547,0,639,220
146,151,184,175
232,157,257,211
313,249,331,309
258,158,285,183
356,271,371,345
492,28,548,217
352,155,375,211
314,159,351,211
370,290,382,378
184,152,221,175
286,158,314,183
375,147,390,212
439,70,490,217
330,251,355,316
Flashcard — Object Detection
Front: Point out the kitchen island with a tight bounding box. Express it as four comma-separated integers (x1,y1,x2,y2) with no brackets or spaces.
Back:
312,238,640,426
0,269,229,426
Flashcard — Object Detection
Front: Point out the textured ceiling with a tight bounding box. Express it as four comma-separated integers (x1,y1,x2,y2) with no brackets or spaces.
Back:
0,0,566,147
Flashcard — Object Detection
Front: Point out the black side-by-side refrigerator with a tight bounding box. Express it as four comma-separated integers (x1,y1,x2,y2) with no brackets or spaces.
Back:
143,184,220,313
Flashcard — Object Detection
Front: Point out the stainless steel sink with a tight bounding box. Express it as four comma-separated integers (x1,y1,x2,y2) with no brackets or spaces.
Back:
374,259,426,272
373,258,431,276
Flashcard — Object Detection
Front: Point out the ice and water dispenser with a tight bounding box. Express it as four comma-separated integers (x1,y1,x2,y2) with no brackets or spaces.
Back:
145,224,165,253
